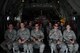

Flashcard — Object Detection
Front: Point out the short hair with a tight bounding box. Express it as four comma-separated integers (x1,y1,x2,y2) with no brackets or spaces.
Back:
34,22,40,26
7,23,13,27
53,23,59,27
65,23,71,27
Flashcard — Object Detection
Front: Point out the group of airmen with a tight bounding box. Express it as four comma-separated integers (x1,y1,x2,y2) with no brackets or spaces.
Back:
0,21,79,53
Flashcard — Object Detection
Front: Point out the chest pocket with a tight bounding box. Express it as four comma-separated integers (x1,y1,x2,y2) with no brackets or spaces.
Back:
51,31,60,40
34,31,41,38
19,31,27,38
7,31,14,40
67,32,73,39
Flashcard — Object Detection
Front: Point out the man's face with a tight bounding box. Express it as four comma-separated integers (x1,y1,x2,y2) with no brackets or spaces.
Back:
35,24,39,29
66,25,71,30
61,23,64,26
29,22,32,26
49,23,52,26
54,24,58,29
8,24,13,29
20,23,25,28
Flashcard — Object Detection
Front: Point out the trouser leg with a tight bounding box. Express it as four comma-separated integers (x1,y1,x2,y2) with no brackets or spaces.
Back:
23,44,29,53
68,44,73,53
40,43,45,53
13,43,20,53
60,44,68,53
0,41,11,53
28,44,33,53
73,43,79,53
50,43,57,53
0,41,7,50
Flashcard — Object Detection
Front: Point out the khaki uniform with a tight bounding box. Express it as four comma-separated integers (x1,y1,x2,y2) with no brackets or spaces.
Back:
63,30,79,53
0,29,17,53
49,29,68,53
31,29,45,53
13,28,33,53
